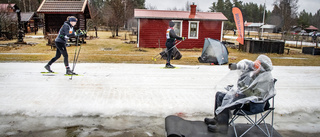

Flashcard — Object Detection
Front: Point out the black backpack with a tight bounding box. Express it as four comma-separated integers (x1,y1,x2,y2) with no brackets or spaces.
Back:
160,47,182,60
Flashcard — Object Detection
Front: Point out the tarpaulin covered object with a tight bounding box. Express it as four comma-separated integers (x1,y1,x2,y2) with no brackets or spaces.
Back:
198,38,228,65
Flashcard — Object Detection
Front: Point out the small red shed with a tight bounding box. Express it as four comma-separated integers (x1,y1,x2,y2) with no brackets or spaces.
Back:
134,5,227,49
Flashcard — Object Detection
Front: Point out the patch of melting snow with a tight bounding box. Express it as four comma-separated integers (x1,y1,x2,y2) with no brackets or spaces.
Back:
271,57,308,59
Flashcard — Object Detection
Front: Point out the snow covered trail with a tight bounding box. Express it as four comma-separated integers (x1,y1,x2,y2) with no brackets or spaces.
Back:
0,63,227,117
0,63,320,133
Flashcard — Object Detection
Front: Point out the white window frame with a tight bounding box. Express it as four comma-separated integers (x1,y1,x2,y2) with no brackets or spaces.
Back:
172,20,183,37
188,21,199,39
221,21,224,42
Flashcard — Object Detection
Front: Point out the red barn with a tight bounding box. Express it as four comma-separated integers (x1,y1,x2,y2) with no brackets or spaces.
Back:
134,5,227,49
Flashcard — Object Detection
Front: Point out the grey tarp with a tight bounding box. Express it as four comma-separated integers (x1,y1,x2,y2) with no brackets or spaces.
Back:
198,38,228,65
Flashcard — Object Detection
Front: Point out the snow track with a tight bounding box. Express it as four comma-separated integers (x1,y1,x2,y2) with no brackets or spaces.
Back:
0,63,320,133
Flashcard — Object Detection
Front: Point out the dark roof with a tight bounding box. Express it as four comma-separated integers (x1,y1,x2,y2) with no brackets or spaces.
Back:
134,9,227,21
37,0,88,14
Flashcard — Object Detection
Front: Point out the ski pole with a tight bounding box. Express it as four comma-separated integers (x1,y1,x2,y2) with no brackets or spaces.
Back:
70,30,87,80
73,36,82,71
70,35,80,80
152,40,183,61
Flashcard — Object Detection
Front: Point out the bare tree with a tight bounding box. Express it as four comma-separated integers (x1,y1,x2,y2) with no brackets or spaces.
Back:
185,1,191,11
23,0,26,12
273,0,298,33
102,0,145,36
146,3,157,10
0,0,40,12
0,5,18,39
88,0,106,28
105,0,125,37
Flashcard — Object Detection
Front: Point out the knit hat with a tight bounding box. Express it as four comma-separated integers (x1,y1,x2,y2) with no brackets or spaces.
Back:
169,21,175,27
69,17,77,22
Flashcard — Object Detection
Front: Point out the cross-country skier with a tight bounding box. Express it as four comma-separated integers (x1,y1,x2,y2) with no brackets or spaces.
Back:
44,16,78,75
165,21,186,68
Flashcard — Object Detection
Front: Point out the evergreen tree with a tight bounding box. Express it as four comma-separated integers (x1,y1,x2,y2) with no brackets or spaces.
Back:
224,0,233,22
233,0,242,9
210,0,224,12
217,0,225,12
298,10,311,29
313,10,320,30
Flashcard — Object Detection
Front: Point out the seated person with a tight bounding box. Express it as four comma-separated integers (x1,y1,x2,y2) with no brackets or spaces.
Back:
204,55,275,134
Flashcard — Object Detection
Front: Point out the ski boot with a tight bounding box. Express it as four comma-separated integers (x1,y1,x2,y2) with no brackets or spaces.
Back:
204,117,217,125
165,63,175,68
66,68,77,75
208,124,228,134
44,64,54,73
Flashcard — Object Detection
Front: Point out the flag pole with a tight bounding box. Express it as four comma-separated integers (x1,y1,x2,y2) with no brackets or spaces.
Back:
261,0,266,38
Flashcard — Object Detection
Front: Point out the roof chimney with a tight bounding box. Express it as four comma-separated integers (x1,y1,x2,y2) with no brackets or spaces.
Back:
189,3,197,18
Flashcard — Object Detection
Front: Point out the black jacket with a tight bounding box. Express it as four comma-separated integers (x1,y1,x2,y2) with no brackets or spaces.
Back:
55,21,75,44
166,28,182,48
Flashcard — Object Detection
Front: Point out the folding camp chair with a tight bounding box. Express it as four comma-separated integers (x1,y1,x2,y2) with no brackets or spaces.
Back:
229,79,277,137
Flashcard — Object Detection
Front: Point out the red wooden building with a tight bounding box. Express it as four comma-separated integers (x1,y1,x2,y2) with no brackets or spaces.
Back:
134,5,227,49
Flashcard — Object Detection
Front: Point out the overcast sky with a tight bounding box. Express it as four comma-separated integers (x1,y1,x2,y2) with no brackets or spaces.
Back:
145,0,319,14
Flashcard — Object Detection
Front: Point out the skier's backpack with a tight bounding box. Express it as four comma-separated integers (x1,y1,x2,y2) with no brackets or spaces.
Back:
160,47,182,60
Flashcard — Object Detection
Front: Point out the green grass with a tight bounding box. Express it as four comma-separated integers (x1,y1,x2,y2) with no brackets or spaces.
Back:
0,30,319,66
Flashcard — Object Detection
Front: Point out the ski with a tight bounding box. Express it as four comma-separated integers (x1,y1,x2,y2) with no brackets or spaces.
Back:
159,67,200,69
41,72,58,74
41,72,58,76
160,67,181,69
64,74,82,76
41,72,82,76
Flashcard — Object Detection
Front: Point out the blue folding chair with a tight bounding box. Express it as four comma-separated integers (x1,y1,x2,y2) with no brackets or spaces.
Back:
229,79,277,137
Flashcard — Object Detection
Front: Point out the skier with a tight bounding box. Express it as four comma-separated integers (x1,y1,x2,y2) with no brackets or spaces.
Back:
312,31,318,43
44,16,78,75
204,55,275,134
165,21,186,68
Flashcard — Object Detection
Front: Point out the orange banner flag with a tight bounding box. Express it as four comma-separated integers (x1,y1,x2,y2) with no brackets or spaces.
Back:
232,7,244,45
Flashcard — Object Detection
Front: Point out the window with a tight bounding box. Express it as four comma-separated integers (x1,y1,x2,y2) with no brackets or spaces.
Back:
172,20,182,37
188,21,199,39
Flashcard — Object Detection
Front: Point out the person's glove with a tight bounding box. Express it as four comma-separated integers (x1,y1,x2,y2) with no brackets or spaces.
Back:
80,30,87,35
75,29,81,36
76,29,81,35
229,63,237,70
75,29,87,36
182,37,186,41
